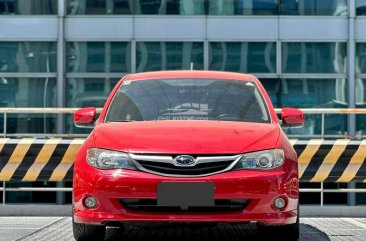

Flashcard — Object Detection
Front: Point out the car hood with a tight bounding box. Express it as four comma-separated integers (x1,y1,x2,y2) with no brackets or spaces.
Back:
93,121,280,154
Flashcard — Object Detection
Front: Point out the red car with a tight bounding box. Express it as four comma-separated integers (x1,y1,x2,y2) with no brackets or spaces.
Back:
72,71,304,241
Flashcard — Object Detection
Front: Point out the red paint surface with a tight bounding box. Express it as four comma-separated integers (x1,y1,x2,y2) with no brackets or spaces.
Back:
73,71,300,226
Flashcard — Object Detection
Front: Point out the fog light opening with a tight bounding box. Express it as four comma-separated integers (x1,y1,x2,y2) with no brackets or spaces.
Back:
84,196,98,209
274,197,286,209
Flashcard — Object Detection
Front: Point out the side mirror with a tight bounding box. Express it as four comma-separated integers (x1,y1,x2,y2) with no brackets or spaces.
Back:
281,108,304,128
74,107,97,128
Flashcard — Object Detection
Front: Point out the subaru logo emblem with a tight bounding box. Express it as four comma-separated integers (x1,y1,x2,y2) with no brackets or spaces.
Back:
173,155,196,166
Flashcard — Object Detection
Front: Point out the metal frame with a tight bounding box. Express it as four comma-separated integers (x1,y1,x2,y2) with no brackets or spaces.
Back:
1,185,73,206
0,107,366,205
2,107,366,138
301,184,366,207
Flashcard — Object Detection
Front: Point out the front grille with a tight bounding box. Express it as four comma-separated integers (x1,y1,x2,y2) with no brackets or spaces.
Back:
120,199,250,212
137,160,231,175
130,154,240,177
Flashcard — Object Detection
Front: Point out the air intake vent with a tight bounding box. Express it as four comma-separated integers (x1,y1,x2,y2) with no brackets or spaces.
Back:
120,199,250,212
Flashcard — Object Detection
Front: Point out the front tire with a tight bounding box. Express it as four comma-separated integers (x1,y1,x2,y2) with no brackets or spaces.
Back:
73,219,106,241
258,210,299,241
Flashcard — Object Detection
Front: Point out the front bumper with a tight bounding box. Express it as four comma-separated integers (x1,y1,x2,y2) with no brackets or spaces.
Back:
73,167,299,225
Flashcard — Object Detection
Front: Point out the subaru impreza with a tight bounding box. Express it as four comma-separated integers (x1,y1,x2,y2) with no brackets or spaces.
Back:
72,71,304,241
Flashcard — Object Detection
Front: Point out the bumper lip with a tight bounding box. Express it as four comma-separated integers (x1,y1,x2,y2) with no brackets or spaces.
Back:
74,209,298,226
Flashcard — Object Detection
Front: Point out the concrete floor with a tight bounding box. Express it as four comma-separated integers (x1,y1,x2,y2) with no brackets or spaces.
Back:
1,217,366,241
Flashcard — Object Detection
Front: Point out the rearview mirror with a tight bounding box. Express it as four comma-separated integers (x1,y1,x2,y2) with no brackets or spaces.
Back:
74,107,97,128
281,108,304,128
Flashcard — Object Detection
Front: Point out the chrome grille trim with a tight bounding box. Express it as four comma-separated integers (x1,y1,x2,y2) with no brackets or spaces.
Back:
130,153,241,165
129,154,173,163
196,155,242,164
129,154,242,177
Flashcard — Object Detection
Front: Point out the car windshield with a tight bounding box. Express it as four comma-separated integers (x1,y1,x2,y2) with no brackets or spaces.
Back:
106,78,271,123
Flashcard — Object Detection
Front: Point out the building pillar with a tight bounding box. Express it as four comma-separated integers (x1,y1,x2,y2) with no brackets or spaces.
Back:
348,0,356,206
56,0,66,205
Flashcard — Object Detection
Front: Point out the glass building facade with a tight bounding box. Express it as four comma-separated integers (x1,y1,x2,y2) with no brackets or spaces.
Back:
1,0,365,136
0,0,366,204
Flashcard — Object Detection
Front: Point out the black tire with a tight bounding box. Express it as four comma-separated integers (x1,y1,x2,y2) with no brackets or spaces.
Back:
258,209,299,241
73,219,106,241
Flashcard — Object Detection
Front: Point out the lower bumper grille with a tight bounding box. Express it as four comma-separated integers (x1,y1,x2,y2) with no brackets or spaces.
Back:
120,199,250,212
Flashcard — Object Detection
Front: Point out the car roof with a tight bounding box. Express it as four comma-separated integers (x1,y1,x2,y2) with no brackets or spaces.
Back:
125,70,258,82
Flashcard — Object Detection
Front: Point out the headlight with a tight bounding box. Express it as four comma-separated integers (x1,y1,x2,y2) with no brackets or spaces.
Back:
86,148,137,170
233,149,284,170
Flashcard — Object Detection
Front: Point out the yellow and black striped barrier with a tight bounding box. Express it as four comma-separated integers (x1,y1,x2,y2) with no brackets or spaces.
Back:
292,139,366,183
0,138,84,182
0,138,366,182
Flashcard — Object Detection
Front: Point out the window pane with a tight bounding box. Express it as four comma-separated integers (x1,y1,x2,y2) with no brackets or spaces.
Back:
357,43,366,73
209,42,276,73
282,42,347,73
280,78,347,136
280,78,347,108
0,78,56,134
67,0,205,15
66,42,131,73
261,78,348,136
208,0,278,15
4,182,58,204
357,0,366,15
0,42,56,72
261,78,347,107
65,77,120,134
356,79,366,134
356,183,366,205
65,78,119,108
259,78,280,107
281,0,347,15
356,79,366,105
67,0,133,14
136,42,203,72
135,0,205,14
286,113,348,136
0,0,57,14
0,77,56,107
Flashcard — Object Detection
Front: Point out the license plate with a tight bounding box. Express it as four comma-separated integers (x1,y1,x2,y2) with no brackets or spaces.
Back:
157,182,214,207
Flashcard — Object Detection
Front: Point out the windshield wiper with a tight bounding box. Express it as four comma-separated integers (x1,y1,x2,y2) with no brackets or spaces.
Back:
108,120,136,122
160,107,210,114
